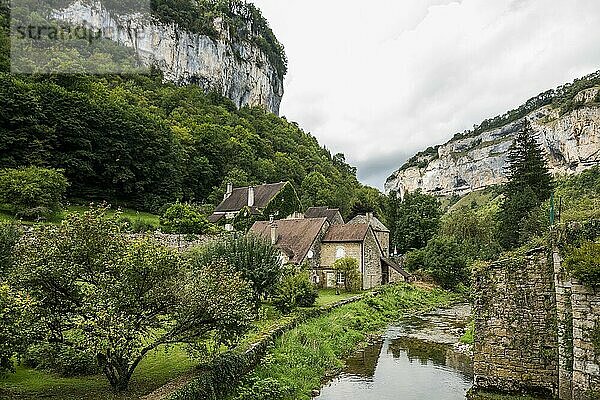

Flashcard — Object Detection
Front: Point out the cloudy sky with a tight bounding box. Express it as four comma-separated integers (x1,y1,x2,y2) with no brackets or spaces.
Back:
250,0,600,189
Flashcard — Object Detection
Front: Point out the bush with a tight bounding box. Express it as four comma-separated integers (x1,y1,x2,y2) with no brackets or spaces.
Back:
403,248,426,272
234,377,289,400
273,271,317,313
23,343,100,377
119,216,157,233
0,167,68,220
160,202,211,234
564,240,600,286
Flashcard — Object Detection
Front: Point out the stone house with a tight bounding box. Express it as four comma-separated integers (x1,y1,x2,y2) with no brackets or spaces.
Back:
249,217,328,269
209,182,301,231
249,209,410,290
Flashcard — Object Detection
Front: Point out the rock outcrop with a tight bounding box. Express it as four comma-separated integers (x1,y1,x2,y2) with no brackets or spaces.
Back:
385,87,600,197
53,1,284,114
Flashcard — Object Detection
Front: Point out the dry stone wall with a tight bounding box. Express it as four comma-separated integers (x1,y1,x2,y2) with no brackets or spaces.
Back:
473,248,559,397
474,244,600,400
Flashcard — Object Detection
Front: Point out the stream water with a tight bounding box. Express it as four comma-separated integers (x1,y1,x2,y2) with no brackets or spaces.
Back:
315,304,474,400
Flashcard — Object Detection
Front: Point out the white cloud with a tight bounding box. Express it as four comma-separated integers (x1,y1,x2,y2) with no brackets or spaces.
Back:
250,0,600,188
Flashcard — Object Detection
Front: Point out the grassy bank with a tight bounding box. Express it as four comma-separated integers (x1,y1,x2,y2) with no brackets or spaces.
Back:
228,283,459,400
0,345,196,400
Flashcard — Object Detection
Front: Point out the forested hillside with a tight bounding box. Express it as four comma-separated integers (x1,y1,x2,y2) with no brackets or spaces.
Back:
0,1,364,215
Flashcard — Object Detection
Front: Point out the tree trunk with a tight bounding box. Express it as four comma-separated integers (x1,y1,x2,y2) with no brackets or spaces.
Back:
102,352,133,392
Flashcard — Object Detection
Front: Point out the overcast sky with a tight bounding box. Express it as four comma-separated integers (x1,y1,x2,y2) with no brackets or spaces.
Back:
250,0,600,189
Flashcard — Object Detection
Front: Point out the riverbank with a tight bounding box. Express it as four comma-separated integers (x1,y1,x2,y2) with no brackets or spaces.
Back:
226,283,460,400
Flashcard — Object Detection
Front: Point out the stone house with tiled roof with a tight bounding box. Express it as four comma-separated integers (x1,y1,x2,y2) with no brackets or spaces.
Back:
249,209,410,290
209,182,301,231
249,217,329,269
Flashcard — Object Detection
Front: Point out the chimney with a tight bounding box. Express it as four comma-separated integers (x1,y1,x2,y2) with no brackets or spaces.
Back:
248,186,255,207
366,212,373,223
270,222,278,245
224,182,233,200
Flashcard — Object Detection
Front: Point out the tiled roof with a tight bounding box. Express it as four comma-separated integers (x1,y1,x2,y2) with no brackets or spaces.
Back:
305,207,343,223
215,182,287,213
249,217,327,264
322,224,370,243
348,214,389,232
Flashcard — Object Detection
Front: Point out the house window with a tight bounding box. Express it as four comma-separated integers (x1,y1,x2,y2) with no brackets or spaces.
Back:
336,271,345,285
335,247,346,260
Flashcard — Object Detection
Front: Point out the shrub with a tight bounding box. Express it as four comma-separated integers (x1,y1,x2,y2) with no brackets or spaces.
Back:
403,248,426,272
234,377,289,400
273,271,317,313
564,240,600,286
332,257,361,292
23,343,100,377
119,216,157,233
160,202,211,234
0,167,68,220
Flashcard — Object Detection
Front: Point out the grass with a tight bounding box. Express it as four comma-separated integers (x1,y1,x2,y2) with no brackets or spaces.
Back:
229,283,459,400
316,289,362,306
0,345,197,399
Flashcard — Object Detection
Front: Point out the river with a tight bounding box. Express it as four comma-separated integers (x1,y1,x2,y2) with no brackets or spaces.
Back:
315,304,473,400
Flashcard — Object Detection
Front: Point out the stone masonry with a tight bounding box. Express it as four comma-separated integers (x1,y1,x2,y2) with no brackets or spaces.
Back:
474,246,600,400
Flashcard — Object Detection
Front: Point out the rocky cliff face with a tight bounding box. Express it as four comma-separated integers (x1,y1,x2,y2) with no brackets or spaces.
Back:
385,87,600,198
53,1,284,114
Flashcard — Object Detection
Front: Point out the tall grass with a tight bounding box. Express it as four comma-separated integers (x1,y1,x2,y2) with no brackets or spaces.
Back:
230,284,458,400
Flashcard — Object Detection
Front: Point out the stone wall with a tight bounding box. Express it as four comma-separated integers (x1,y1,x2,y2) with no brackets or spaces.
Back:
127,233,230,252
473,248,559,397
554,251,600,400
363,229,382,290
474,245,600,400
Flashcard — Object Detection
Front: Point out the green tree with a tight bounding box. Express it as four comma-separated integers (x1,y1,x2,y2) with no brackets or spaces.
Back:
0,167,68,220
160,202,212,234
11,208,254,391
348,186,386,223
405,236,468,290
0,283,35,374
332,257,361,292
189,234,283,306
393,190,441,254
499,121,554,248
300,171,334,208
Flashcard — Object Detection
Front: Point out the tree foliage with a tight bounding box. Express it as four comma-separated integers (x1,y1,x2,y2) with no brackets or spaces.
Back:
160,202,212,234
0,167,68,220
499,121,553,248
393,190,441,254
10,208,254,390
404,236,468,290
564,240,600,287
189,234,283,306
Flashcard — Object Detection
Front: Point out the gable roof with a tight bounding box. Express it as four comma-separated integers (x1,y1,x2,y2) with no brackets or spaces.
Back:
249,217,327,264
215,182,287,213
348,214,389,232
322,224,370,243
305,207,343,223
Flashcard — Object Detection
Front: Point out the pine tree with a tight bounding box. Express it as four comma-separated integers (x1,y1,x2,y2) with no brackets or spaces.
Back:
498,120,554,248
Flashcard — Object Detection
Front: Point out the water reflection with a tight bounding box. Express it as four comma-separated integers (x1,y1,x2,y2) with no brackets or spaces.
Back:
315,305,473,400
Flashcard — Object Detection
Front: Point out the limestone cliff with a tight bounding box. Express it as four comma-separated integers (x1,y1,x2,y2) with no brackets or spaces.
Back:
385,85,600,198
53,1,284,114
